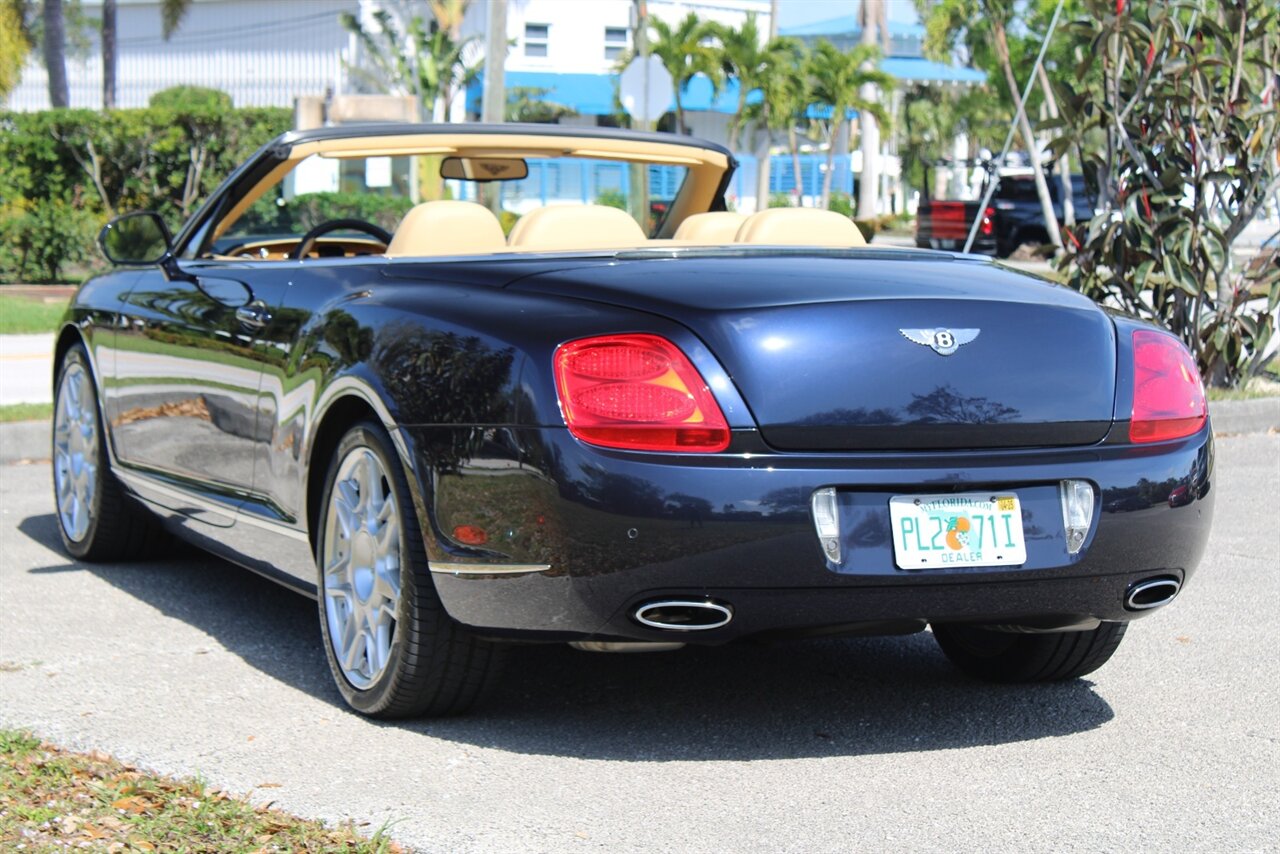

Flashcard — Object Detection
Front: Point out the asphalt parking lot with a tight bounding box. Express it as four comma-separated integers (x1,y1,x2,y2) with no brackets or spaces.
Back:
1,434,1277,852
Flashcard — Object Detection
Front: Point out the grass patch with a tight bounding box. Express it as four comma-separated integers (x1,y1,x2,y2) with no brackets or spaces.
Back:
0,403,52,423
0,728,404,852
0,294,69,335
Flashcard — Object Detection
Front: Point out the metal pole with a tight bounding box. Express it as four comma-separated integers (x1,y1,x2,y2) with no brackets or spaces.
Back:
481,0,508,125
963,0,1065,254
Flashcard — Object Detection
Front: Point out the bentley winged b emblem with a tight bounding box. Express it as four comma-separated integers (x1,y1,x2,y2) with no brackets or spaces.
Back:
899,327,980,356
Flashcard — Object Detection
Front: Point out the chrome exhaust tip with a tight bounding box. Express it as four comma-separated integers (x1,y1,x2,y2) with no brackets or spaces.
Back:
1125,576,1182,611
633,600,733,631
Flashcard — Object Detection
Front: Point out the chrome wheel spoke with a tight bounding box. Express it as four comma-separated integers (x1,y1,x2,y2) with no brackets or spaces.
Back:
321,441,402,690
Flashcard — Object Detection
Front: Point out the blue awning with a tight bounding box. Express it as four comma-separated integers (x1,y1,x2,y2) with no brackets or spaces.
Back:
467,71,619,116
469,58,984,120
882,57,986,84
780,15,926,39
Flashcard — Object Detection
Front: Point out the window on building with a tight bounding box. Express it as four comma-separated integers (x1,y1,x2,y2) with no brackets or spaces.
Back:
525,23,549,58
604,26,629,61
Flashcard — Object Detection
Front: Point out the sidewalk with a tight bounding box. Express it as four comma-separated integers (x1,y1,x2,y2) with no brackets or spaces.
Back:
0,333,55,405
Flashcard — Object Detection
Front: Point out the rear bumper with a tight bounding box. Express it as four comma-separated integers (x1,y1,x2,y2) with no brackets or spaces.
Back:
413,424,1214,642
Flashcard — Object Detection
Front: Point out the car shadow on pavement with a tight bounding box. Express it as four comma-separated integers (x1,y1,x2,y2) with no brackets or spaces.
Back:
20,512,1115,761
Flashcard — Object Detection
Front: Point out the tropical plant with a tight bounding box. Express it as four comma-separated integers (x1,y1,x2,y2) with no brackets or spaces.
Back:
339,8,481,122
806,39,892,209
742,38,809,203
1048,0,1280,387
644,12,722,135
160,0,192,38
149,85,232,111
919,0,1063,250
713,14,804,154
0,0,30,100
506,87,576,123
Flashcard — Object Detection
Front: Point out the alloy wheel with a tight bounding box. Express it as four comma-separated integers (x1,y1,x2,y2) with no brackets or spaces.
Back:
321,446,403,689
53,361,98,543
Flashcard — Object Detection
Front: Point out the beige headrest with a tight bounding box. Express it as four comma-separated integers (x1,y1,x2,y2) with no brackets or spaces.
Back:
734,208,867,247
673,212,747,245
507,204,647,251
385,201,507,258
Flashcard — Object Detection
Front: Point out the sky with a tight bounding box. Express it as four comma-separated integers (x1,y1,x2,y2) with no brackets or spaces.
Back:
774,0,923,29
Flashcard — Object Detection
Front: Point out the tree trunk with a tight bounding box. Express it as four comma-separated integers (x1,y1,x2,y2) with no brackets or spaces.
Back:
755,109,771,212
789,126,803,204
728,91,747,152
674,86,686,135
822,114,838,210
993,21,1062,251
1036,64,1073,227
102,0,117,108
43,0,70,108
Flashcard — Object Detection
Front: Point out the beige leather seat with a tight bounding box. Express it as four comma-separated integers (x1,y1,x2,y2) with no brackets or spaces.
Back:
672,212,747,245
385,201,507,258
734,208,867,247
507,204,647,251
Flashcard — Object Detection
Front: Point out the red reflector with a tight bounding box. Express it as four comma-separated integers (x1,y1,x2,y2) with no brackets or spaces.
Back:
1129,330,1206,443
554,334,730,452
453,525,487,545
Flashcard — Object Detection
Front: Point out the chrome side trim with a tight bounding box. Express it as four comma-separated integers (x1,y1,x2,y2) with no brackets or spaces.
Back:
429,561,551,576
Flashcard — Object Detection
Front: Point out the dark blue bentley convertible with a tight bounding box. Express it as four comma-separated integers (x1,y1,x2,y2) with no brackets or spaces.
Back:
52,124,1212,717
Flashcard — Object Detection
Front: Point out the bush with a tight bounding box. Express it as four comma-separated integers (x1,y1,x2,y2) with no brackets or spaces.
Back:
826,192,854,218
238,192,414,236
0,201,96,283
0,105,292,282
768,193,792,208
595,189,627,210
149,85,233,111
1050,0,1279,387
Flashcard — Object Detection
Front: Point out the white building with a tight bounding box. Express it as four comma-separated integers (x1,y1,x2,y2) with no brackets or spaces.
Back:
5,0,769,118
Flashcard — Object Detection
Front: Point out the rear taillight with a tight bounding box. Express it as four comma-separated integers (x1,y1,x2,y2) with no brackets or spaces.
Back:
1129,330,1206,443
554,334,730,452
980,207,995,236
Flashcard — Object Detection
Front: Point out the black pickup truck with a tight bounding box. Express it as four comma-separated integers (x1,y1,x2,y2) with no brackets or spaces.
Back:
917,172,1094,258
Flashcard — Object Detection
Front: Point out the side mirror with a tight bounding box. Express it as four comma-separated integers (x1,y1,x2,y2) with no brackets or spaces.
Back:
99,211,172,266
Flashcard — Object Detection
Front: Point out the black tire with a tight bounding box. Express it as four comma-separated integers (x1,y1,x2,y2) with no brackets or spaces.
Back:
52,344,163,561
315,420,503,718
931,621,1127,682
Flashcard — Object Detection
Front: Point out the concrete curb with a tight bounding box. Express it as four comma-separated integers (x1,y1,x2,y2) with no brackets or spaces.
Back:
2,398,1276,466
0,420,50,464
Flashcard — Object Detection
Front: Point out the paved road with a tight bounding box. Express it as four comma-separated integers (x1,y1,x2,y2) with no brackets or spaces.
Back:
1,436,1277,852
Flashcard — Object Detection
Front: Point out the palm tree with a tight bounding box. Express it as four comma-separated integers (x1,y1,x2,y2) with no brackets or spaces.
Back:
340,9,481,122
646,12,721,135
714,14,804,153
160,0,193,38
806,40,892,210
741,37,807,206
920,0,1062,251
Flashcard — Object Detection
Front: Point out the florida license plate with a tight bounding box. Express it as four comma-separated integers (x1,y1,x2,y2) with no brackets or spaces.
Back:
889,492,1027,569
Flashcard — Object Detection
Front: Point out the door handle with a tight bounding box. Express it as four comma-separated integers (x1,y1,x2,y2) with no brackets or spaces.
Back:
235,301,272,331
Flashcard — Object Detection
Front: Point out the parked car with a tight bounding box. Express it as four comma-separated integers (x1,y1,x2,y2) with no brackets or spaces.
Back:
53,124,1212,717
917,170,1097,257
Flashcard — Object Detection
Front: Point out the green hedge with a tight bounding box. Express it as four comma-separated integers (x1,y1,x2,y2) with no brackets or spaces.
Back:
0,106,292,283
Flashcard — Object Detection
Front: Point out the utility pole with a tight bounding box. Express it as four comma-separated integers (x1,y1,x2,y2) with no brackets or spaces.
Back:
628,0,651,227
481,0,508,125
857,0,886,219
481,0,508,214
754,0,778,212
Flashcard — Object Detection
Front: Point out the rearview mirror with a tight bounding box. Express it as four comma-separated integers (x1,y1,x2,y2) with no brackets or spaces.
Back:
440,157,529,182
99,211,172,265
